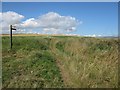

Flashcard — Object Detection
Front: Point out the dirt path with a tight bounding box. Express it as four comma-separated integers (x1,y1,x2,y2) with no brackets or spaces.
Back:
49,38,73,87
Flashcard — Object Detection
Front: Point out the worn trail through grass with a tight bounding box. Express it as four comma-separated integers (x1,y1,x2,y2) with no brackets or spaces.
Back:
50,36,118,88
2,36,119,88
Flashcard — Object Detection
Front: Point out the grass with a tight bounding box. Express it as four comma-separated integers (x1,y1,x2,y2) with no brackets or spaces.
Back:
2,36,64,88
2,35,119,88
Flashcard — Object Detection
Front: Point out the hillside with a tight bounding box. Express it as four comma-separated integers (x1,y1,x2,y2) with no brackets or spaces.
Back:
2,36,119,88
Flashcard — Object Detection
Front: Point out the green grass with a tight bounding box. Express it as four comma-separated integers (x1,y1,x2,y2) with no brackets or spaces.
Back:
2,36,119,88
2,36,64,88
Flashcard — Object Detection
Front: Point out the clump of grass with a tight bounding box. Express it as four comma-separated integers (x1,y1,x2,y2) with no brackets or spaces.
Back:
56,41,65,52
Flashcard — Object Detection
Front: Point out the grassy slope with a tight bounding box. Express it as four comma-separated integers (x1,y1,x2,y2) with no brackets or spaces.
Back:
2,36,119,88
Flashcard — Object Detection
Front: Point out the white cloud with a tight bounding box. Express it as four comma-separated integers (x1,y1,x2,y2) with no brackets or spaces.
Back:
84,34,102,37
98,35,102,37
1,11,80,34
0,11,24,33
19,18,39,28
19,12,79,34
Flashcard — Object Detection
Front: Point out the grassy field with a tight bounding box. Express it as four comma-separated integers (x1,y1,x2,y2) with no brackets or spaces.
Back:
2,35,119,88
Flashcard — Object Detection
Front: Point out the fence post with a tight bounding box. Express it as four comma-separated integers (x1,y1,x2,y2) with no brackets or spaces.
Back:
10,25,16,49
10,25,12,49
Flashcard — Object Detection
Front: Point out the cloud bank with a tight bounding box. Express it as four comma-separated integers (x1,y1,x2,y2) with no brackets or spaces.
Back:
1,11,80,34
0,11,24,30
84,34,102,37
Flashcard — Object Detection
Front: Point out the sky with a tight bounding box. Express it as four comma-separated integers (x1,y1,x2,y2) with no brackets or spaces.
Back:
1,2,118,36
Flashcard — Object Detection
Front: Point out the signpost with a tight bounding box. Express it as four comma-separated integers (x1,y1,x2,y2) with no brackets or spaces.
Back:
10,25,16,49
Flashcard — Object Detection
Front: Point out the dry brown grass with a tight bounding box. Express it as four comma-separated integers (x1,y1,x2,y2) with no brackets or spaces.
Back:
50,37,118,88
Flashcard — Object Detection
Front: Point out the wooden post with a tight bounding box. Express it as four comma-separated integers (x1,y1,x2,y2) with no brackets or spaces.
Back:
10,25,12,49
10,25,16,49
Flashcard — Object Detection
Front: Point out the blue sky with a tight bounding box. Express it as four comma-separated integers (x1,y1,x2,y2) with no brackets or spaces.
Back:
2,2,118,36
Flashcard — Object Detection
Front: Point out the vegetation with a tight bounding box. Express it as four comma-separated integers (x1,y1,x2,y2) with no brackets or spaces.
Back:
2,36,119,88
